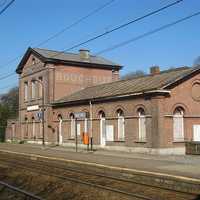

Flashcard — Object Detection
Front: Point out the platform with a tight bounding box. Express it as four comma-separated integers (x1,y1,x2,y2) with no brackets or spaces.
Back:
0,143,199,179
0,143,200,194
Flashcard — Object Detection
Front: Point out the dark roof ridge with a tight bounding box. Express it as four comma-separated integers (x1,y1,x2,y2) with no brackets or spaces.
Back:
33,47,82,56
33,47,110,59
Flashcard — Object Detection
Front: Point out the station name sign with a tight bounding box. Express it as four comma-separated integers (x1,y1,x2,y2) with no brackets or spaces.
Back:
74,112,88,119
27,105,39,111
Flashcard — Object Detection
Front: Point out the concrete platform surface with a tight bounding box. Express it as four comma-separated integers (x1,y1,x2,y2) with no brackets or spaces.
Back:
0,143,200,180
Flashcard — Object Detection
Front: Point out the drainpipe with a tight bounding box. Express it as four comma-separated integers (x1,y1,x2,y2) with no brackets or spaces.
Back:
89,100,93,151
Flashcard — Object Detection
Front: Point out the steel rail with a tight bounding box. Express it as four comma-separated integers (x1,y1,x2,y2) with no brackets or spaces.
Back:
0,181,44,200
0,153,197,196
0,157,156,200
0,155,197,200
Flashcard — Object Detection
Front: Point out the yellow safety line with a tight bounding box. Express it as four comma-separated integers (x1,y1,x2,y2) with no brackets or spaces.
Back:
0,149,199,184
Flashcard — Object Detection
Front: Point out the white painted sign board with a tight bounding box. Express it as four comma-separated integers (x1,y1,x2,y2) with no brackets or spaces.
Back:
106,125,114,141
193,125,200,141
27,105,39,111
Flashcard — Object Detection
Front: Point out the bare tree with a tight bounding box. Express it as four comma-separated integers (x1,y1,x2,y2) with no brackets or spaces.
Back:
193,56,200,67
0,87,19,141
121,70,146,80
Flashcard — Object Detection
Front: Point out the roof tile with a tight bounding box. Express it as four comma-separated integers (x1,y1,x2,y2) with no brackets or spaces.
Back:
53,66,199,105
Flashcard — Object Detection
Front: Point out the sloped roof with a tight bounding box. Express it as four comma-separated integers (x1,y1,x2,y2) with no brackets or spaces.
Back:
53,66,200,105
16,47,122,73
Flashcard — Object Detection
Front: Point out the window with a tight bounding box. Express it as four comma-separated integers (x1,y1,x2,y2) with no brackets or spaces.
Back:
138,108,146,142
24,82,28,101
173,107,184,141
38,77,43,98
77,122,81,136
99,111,106,146
70,113,75,138
32,117,35,139
117,109,125,140
24,117,28,138
58,115,63,144
32,57,36,65
84,118,88,133
31,80,36,99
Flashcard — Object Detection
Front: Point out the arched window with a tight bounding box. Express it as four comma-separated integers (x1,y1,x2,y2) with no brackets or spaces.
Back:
11,123,15,140
138,108,146,142
173,107,184,141
25,117,28,138
117,109,125,141
99,111,106,146
58,114,63,144
70,113,75,138
32,116,35,139
84,113,89,133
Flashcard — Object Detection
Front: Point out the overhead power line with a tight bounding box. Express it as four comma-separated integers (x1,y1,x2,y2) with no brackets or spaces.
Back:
0,72,15,80
61,0,183,52
95,10,200,55
0,0,184,88
36,0,116,47
1,0,183,77
0,0,116,69
0,0,15,16
0,81,17,90
0,0,7,7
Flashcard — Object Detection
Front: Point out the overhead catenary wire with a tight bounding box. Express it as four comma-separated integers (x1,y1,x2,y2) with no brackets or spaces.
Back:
60,0,183,52
0,81,18,90
0,0,116,69
0,72,15,81
36,0,116,47
0,0,7,7
0,0,15,16
0,0,184,79
95,10,200,55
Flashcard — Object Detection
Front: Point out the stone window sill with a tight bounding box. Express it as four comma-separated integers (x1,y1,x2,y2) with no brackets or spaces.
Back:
173,140,185,143
134,140,147,143
68,138,75,140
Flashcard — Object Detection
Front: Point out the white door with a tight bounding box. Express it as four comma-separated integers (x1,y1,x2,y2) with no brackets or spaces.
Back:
193,125,200,141
100,118,106,146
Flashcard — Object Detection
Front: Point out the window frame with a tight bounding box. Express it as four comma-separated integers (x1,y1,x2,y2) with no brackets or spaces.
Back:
117,109,125,141
173,107,184,142
138,108,146,142
31,80,36,99
24,82,28,102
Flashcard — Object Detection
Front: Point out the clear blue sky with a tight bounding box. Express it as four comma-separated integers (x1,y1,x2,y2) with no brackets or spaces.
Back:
0,0,200,93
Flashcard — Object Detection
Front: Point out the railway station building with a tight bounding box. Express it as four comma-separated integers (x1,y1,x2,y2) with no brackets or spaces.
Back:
5,47,200,155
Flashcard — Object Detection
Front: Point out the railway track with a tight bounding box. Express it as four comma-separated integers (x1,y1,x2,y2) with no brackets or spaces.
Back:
0,181,44,200
0,152,199,200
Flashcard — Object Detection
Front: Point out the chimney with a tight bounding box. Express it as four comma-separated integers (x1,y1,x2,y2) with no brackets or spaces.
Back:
150,66,160,75
112,69,119,81
79,49,90,60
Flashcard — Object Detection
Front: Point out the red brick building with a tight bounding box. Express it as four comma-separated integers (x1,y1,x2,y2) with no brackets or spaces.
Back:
6,47,200,154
